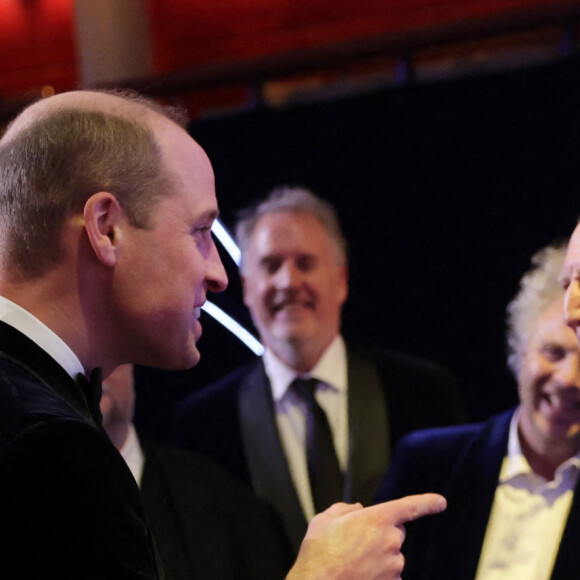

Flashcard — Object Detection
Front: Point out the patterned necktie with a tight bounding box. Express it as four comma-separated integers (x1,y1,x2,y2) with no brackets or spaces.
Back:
291,377,343,513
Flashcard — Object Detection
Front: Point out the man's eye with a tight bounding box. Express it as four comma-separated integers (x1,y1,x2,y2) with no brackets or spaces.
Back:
263,261,280,274
542,345,566,361
297,257,315,271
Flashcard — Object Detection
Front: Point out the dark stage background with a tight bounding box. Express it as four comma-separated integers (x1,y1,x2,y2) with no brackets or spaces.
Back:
135,55,580,444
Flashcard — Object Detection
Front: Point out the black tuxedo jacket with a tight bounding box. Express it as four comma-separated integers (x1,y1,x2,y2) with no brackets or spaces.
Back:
173,344,465,552
0,321,161,579
141,444,293,580
376,408,580,580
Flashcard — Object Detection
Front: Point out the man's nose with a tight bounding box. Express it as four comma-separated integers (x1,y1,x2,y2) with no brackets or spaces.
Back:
273,262,301,288
206,242,228,293
564,281,580,334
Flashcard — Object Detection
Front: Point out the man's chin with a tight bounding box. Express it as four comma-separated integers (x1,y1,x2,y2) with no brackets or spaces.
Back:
271,316,316,336
177,347,201,370
145,344,201,371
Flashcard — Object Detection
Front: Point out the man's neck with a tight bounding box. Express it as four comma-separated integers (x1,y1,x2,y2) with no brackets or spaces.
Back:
519,430,579,481
271,336,338,374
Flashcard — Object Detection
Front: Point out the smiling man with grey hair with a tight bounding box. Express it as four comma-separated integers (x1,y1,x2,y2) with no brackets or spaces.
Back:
377,241,580,580
175,184,464,554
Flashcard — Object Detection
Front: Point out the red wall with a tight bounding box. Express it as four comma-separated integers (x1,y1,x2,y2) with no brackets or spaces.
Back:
0,0,77,97
148,0,572,70
0,0,574,98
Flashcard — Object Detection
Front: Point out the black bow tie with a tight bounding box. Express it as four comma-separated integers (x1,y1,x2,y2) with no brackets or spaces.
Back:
75,368,103,425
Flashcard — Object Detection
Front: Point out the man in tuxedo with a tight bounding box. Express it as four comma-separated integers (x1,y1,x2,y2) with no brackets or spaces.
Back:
0,89,445,579
174,185,464,551
101,364,293,580
377,242,580,579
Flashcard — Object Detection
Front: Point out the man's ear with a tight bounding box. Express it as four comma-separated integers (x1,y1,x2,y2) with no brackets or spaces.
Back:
83,192,125,267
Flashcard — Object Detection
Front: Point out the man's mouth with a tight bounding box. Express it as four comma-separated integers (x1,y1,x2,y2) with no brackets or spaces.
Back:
271,300,313,315
193,307,202,320
541,392,580,417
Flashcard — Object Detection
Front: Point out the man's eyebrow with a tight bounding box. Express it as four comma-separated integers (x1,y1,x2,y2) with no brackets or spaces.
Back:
199,209,220,222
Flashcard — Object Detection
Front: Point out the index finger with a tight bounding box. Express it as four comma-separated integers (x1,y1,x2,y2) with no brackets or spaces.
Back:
371,494,447,526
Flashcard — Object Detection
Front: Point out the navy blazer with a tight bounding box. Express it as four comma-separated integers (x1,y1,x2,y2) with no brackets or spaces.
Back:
0,321,161,579
141,443,293,580
376,408,580,580
174,344,465,553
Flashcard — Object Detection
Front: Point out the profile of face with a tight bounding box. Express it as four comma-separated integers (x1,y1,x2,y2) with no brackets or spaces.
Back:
109,121,228,371
242,211,348,368
100,364,135,439
563,222,580,345
518,295,580,457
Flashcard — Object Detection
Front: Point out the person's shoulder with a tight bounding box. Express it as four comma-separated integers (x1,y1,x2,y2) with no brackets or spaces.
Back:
145,442,277,515
395,408,512,456
358,344,453,378
397,421,482,454
180,359,260,409
0,365,90,450
347,342,467,422
173,359,263,436
0,416,134,515
170,363,255,479
378,409,513,503
1,415,119,468
0,418,154,578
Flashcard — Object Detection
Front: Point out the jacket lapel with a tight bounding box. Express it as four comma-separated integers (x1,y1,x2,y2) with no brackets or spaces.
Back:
427,410,513,579
0,321,97,427
346,346,390,506
238,360,307,553
550,470,580,578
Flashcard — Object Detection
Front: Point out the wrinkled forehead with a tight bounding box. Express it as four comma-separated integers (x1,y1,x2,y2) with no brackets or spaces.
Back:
252,211,340,253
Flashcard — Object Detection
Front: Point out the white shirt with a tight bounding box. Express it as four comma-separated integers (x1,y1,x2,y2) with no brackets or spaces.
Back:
475,408,580,580
0,295,84,379
264,335,348,521
119,424,146,487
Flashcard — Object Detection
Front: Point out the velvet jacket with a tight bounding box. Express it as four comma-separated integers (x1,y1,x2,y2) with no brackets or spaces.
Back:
376,408,580,580
0,321,161,579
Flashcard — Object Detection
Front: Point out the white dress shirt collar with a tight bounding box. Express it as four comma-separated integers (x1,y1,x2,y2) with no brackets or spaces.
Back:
0,295,84,379
264,335,348,402
504,406,580,486
119,423,146,487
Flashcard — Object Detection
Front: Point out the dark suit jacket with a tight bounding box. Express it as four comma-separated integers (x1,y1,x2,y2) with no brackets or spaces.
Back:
0,321,161,579
375,408,580,580
173,344,465,552
141,443,293,580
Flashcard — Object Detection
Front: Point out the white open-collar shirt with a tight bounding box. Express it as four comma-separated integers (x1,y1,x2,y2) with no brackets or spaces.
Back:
264,334,348,521
476,407,580,580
